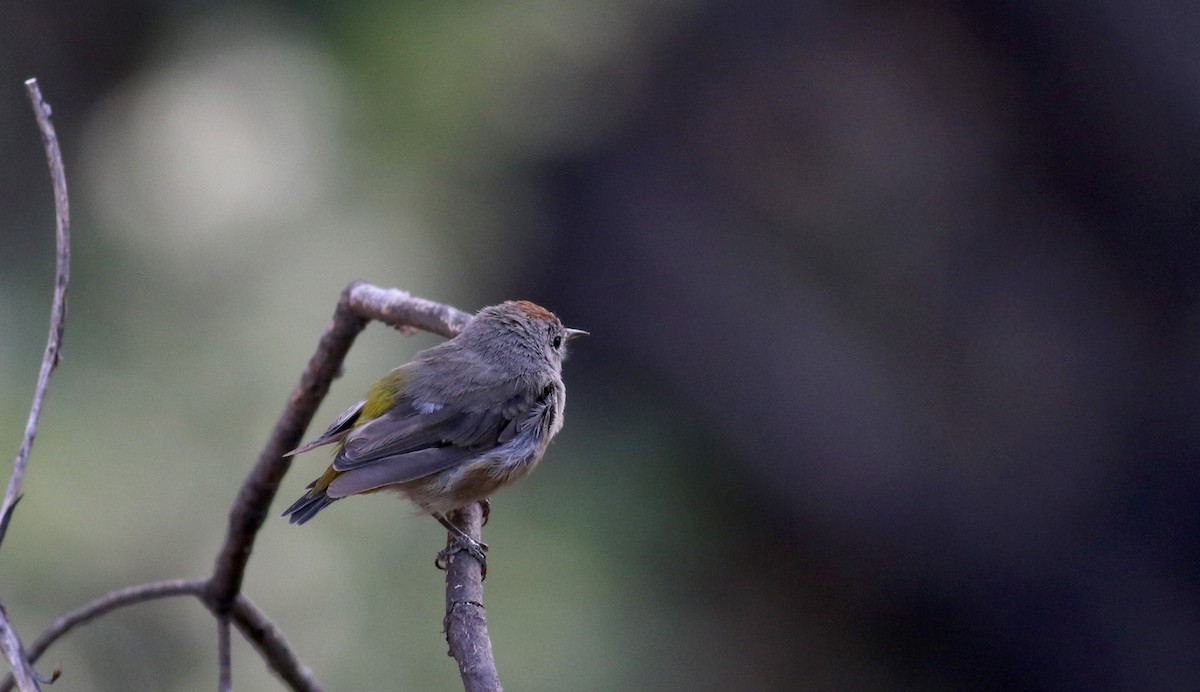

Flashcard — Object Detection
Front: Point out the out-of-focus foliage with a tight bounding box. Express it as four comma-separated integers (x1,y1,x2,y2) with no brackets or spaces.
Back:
2,0,1199,690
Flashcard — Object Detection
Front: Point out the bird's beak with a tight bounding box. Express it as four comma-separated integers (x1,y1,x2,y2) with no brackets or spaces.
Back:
565,328,589,341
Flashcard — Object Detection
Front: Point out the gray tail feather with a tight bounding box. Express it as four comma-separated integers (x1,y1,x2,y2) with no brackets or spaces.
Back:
283,491,336,525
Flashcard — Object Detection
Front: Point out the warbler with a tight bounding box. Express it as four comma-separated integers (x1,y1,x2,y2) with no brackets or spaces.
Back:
283,300,586,572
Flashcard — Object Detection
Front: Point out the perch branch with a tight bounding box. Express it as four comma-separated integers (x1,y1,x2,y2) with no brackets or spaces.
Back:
344,283,473,337
443,502,501,692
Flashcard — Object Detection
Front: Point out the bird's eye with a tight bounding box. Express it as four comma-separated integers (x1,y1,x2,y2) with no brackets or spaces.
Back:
552,335,563,349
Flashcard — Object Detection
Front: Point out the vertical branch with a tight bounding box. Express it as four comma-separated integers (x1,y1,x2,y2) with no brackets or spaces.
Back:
443,502,502,692
0,78,70,547
0,77,72,692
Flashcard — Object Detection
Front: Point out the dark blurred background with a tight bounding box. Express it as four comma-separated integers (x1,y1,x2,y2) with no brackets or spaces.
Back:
2,1,1199,690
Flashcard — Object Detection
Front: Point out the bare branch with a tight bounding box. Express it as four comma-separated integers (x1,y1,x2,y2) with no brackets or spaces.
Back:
443,502,502,692
29,579,204,665
0,77,72,692
0,579,319,692
0,580,205,692
1,78,71,547
345,283,473,338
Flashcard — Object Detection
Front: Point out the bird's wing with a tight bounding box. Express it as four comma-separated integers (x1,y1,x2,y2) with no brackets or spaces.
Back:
284,399,366,456
325,446,479,498
325,385,559,499
327,379,559,501
333,385,537,470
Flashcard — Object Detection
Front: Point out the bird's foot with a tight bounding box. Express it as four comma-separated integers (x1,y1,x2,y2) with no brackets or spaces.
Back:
435,535,489,579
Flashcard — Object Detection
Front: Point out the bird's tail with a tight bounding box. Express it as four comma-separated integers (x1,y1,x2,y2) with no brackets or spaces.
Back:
282,489,336,525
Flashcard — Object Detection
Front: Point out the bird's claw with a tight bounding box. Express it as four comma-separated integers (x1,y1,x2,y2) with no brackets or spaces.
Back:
435,535,490,579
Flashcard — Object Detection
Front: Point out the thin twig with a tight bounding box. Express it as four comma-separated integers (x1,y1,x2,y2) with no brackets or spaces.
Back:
0,77,73,692
26,580,203,664
0,579,319,692
0,78,71,547
0,579,206,692
443,502,502,692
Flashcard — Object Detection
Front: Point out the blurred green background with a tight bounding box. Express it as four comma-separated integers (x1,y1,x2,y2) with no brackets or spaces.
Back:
3,0,1200,690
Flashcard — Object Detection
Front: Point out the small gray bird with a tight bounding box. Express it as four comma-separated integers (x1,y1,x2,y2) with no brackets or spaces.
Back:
283,300,586,572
